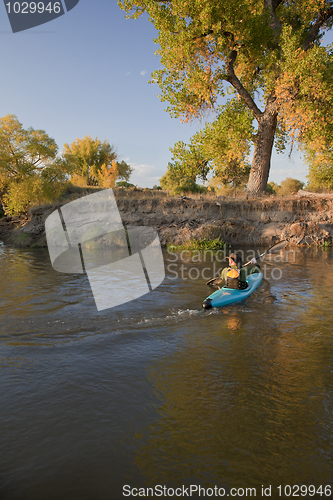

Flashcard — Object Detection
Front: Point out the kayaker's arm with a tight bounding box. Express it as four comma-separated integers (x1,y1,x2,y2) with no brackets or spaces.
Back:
221,267,228,282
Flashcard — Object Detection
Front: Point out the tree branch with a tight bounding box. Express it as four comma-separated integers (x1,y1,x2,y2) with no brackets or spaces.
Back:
272,0,284,11
302,7,333,51
265,0,282,34
193,28,234,42
225,50,263,121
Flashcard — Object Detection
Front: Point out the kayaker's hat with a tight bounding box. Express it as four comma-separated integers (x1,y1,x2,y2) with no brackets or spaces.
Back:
227,253,237,261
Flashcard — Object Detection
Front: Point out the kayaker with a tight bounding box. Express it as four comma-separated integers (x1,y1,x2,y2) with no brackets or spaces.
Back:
222,253,260,289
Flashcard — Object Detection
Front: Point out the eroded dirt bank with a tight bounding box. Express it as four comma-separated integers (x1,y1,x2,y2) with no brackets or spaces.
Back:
1,191,333,248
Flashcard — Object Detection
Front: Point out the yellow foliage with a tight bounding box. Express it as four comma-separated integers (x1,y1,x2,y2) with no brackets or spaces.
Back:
3,176,68,216
70,174,89,187
0,175,8,196
97,160,118,188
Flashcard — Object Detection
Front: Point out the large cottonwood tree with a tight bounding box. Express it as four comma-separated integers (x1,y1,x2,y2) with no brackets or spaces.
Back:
119,0,333,194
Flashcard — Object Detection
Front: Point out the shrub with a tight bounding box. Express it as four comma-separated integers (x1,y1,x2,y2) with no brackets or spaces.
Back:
168,238,225,250
3,176,68,216
160,170,207,195
266,181,279,195
116,181,136,188
278,177,304,196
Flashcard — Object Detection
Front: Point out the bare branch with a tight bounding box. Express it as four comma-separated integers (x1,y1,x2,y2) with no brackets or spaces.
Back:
225,50,263,121
302,7,333,50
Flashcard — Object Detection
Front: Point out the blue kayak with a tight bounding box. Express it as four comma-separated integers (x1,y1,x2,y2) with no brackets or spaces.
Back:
203,272,263,309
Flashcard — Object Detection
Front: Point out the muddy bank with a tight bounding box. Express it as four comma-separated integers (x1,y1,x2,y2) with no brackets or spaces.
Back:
1,191,333,249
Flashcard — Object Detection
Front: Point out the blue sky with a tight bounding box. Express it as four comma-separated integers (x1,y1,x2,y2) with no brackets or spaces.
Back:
0,1,331,187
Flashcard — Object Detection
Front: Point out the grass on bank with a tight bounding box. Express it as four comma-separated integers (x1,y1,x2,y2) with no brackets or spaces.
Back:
167,238,226,251
321,240,332,249
9,232,33,247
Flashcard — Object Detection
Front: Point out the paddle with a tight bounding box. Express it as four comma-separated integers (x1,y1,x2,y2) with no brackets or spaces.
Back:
206,277,224,286
206,240,287,286
243,239,287,266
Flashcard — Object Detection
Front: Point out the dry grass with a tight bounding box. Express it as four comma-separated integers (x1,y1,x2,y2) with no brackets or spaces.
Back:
24,185,333,218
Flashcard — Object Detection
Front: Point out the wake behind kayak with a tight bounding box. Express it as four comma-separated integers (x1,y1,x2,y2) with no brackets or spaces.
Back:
203,272,263,309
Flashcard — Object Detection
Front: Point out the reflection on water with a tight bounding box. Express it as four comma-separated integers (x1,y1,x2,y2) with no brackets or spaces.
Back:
134,316,333,489
225,312,242,332
0,245,333,498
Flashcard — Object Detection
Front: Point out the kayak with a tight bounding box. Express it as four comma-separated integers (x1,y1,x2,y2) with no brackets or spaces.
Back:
202,272,263,309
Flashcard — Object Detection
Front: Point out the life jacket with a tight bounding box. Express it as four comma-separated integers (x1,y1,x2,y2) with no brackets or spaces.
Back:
226,266,248,289
226,267,241,289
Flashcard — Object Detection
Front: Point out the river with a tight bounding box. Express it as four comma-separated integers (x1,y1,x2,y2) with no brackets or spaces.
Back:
0,243,333,499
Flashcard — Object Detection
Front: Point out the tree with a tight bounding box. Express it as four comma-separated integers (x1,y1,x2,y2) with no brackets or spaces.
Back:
170,134,210,181
279,177,304,195
163,99,252,192
98,159,119,188
63,136,118,186
2,169,67,216
0,115,68,215
160,132,210,194
201,99,253,188
305,146,333,190
160,167,207,194
116,160,134,182
120,0,333,194
266,181,279,195
0,114,58,182
116,181,136,188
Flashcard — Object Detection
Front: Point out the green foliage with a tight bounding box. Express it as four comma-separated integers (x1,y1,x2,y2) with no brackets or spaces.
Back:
203,99,253,189
2,175,68,216
276,29,333,149
10,231,33,247
305,146,333,191
116,180,136,188
119,0,333,193
0,115,69,215
0,114,58,182
169,132,211,182
160,168,207,195
0,116,133,215
163,99,252,192
266,181,279,195
116,160,134,182
167,238,225,251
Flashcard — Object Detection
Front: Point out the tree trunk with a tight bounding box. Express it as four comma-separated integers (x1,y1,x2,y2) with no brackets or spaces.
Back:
247,102,277,195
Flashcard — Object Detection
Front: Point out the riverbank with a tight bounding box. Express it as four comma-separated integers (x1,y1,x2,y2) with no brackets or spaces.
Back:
1,189,333,248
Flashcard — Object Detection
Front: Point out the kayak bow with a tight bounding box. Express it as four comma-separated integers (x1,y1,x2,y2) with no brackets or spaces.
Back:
202,272,263,309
